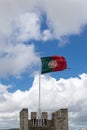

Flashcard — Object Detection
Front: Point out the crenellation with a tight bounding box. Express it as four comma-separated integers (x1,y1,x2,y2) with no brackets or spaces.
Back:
20,108,68,130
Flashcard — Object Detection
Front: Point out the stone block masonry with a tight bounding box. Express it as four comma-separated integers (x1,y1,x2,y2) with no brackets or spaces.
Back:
20,108,68,130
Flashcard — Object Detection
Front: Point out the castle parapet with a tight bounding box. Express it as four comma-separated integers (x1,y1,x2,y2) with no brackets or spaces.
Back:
20,108,68,130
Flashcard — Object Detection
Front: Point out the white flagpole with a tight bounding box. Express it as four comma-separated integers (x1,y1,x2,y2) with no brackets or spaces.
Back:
38,60,41,126
39,73,41,117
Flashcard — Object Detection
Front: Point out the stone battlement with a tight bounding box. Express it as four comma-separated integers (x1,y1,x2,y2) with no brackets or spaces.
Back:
20,108,68,130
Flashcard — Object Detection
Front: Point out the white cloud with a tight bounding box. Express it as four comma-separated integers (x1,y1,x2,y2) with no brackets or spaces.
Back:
41,0,87,36
0,0,38,37
0,73,87,128
1,0,87,47
13,12,53,42
0,84,9,94
1,0,87,46
0,43,39,77
14,12,41,42
0,0,52,42
42,29,53,41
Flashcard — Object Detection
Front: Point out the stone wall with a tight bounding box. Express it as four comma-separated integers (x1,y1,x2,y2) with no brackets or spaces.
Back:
20,108,28,130
52,109,68,130
20,108,68,130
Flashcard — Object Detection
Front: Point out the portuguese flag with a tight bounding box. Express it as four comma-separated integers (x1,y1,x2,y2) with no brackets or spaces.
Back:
41,56,67,74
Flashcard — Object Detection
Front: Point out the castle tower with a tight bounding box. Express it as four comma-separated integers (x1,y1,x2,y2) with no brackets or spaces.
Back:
20,108,68,130
20,108,28,130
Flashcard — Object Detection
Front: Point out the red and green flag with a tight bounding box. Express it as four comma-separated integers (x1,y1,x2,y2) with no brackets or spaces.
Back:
41,56,67,74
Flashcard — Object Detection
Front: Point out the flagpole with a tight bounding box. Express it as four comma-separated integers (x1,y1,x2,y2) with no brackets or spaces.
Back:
39,73,41,117
38,61,41,126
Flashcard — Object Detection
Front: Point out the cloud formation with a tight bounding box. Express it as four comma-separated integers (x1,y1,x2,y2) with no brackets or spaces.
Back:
41,0,87,38
0,0,38,36
0,73,87,128
0,43,39,77
14,12,41,42
0,0,87,45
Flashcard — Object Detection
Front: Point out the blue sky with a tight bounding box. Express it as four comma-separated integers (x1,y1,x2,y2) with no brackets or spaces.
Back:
0,0,87,129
